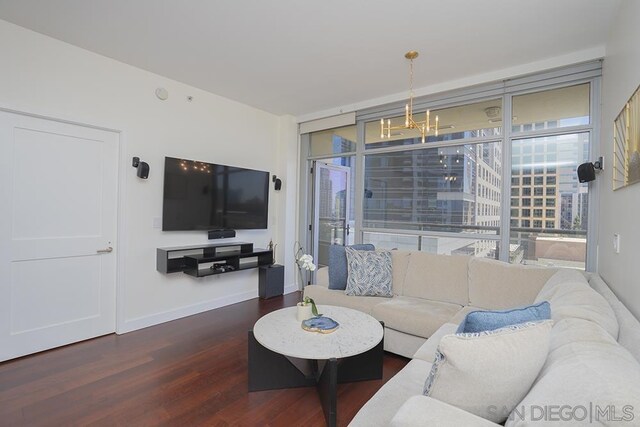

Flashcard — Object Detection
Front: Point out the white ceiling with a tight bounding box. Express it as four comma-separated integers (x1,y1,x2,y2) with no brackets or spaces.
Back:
0,0,621,118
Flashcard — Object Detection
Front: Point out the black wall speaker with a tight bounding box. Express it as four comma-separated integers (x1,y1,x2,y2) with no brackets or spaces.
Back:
272,174,282,191
137,161,150,179
577,162,596,183
132,156,150,179
208,229,236,240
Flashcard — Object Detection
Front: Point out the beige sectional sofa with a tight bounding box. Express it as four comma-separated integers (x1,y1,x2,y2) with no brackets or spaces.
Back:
303,251,640,426
305,251,559,358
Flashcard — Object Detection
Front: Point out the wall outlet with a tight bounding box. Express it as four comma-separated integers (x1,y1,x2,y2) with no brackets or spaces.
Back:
613,233,620,254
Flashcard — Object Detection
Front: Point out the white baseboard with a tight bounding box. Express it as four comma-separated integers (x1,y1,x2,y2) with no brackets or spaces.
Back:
284,283,298,295
117,283,299,334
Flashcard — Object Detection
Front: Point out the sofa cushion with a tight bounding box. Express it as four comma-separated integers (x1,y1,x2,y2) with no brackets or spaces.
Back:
389,250,412,296
402,252,470,305
412,322,459,362
315,266,330,287
390,396,501,427
535,269,619,339
448,304,483,325
327,244,375,290
372,296,463,339
424,320,553,424
456,301,551,333
345,248,393,297
349,358,433,427
468,258,556,310
383,327,428,359
302,285,388,315
505,318,640,426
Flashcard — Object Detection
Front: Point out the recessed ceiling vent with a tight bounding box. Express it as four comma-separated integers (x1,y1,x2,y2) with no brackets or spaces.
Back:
484,106,501,119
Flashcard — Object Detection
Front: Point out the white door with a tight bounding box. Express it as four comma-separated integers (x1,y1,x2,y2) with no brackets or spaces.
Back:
0,111,119,362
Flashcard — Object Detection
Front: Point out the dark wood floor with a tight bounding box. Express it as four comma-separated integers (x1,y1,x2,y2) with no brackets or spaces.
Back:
0,292,408,426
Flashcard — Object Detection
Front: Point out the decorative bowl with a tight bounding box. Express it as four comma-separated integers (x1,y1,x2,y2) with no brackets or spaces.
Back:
301,316,340,334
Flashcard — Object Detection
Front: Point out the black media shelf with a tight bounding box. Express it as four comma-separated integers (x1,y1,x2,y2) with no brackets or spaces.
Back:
157,242,273,278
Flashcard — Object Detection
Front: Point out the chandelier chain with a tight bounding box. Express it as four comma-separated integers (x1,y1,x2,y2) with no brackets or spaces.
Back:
409,57,414,115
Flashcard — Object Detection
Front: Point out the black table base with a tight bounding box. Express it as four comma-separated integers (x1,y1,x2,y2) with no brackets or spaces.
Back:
248,323,384,427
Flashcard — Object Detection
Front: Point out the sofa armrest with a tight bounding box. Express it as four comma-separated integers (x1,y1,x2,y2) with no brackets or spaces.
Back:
314,266,329,288
390,396,500,427
589,273,640,362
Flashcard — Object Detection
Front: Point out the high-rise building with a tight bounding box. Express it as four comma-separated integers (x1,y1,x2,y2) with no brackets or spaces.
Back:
510,124,588,233
364,134,501,257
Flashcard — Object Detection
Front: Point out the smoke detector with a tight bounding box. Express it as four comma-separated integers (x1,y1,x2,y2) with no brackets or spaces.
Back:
155,87,169,101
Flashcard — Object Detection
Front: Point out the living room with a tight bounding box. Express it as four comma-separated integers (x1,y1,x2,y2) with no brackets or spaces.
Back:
0,0,639,425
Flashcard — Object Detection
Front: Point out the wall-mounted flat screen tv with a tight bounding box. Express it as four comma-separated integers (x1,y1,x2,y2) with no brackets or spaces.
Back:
162,157,269,231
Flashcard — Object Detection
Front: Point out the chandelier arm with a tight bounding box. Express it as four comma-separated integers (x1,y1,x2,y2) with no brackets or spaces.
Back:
408,115,420,129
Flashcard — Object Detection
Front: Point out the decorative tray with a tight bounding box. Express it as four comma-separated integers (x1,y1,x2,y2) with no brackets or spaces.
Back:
301,316,340,334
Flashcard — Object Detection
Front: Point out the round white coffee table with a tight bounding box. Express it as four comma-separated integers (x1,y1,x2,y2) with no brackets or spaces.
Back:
248,305,385,427
253,305,383,360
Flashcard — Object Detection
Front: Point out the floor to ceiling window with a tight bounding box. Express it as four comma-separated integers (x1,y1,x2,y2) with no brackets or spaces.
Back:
361,97,503,257
509,83,592,269
300,63,600,271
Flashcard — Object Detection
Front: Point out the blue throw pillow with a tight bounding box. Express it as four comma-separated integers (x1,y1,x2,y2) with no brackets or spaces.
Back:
456,301,551,334
328,244,375,290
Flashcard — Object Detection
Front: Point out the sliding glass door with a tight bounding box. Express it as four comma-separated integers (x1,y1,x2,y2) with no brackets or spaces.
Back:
313,161,351,268
305,125,357,270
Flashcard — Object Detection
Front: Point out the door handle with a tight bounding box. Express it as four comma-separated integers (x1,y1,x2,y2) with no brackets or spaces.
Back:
97,246,113,253
346,224,350,236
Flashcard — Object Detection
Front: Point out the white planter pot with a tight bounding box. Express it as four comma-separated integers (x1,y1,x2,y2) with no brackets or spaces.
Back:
297,303,314,322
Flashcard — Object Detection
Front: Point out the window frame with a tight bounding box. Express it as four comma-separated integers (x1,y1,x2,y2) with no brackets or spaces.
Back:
299,61,601,272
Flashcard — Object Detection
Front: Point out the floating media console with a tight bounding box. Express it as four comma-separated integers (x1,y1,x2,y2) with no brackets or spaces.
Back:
157,242,273,278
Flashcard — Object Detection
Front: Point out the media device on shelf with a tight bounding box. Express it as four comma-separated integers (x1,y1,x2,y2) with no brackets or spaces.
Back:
211,263,235,273
208,229,236,240
162,157,269,231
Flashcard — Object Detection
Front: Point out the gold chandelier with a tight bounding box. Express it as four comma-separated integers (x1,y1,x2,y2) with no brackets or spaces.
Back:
380,51,438,143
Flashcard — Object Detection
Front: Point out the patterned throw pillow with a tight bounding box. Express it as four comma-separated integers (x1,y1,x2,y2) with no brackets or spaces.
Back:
423,320,553,424
328,244,375,290
344,247,393,297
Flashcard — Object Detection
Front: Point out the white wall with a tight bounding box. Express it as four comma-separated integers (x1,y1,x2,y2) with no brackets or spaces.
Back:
0,19,299,333
275,115,300,291
599,0,640,319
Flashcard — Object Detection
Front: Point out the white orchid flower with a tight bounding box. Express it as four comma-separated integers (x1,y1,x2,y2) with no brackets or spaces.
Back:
297,253,316,271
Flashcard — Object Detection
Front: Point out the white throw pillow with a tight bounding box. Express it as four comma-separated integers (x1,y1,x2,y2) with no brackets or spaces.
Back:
423,320,553,424
344,247,393,297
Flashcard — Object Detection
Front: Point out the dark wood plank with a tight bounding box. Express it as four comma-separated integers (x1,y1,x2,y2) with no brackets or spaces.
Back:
0,292,409,427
